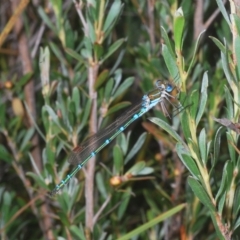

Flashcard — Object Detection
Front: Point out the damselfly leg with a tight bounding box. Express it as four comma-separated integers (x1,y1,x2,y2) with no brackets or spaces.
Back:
154,79,182,118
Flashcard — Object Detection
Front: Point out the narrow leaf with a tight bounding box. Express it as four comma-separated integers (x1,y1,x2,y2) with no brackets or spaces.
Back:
196,72,208,125
174,7,185,51
125,132,147,164
188,177,215,212
117,204,186,240
198,128,207,165
149,117,186,147
216,0,231,26
162,44,179,84
102,39,125,63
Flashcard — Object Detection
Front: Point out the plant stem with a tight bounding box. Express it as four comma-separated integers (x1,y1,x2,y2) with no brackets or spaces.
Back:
85,63,99,232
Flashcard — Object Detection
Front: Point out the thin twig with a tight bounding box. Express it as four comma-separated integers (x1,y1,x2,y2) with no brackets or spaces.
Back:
73,0,88,35
147,0,156,49
0,193,44,234
194,0,227,40
0,0,30,47
93,195,111,225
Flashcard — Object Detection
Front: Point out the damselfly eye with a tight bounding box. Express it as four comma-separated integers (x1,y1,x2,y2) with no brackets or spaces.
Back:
166,84,173,92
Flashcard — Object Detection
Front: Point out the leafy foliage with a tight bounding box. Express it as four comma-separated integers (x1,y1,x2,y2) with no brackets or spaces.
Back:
0,0,240,239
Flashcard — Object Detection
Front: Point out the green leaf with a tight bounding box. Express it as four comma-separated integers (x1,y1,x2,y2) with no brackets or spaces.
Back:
103,0,121,32
102,38,125,63
81,48,92,59
189,89,199,120
109,49,125,75
125,132,147,164
218,191,226,216
86,17,96,43
38,6,58,34
191,215,209,234
216,0,231,26
235,35,240,79
181,154,201,177
189,90,199,121
161,27,175,58
94,43,104,61
221,47,237,87
210,212,226,240
96,172,108,199
117,204,186,240
88,3,97,20
149,117,186,147
233,216,240,231
188,139,201,162
207,141,212,163
176,143,200,178
215,161,228,202
81,99,92,128
232,14,240,35
105,101,131,116
0,104,6,129
65,20,75,49
19,128,35,152
0,145,12,163
187,30,206,76
226,133,236,163
198,128,207,165
188,177,215,212
211,127,223,173
180,110,191,141
69,225,86,240
174,7,185,51
233,185,240,225
26,172,48,189
137,167,154,176
210,36,226,53
72,87,80,115
57,192,72,213
44,105,60,126
126,161,146,176
224,86,234,119
15,72,33,90
113,77,134,100
104,78,114,102
49,42,67,65
162,44,179,83
95,70,109,90
117,132,129,155
112,69,123,93
65,48,85,64
84,36,93,53
196,72,208,125
117,188,131,220
113,145,124,174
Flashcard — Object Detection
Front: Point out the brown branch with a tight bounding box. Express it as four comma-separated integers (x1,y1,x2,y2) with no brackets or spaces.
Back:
10,1,54,239
147,0,156,49
194,0,227,40
194,0,204,40
0,0,29,47
85,63,99,232
0,193,44,234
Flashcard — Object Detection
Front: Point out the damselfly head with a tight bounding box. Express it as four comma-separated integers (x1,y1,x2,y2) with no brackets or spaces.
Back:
166,84,173,93
154,79,183,118
155,80,174,93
